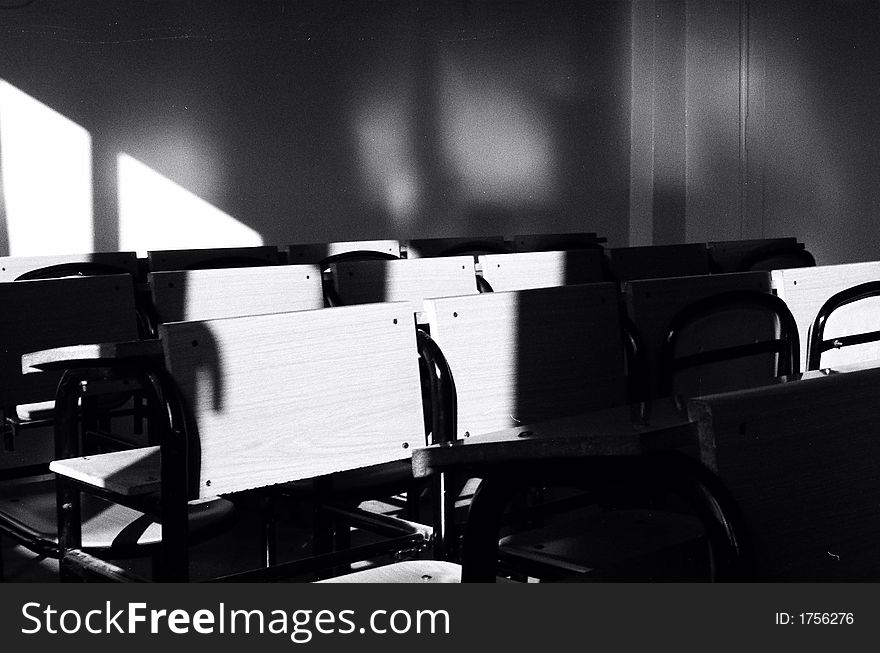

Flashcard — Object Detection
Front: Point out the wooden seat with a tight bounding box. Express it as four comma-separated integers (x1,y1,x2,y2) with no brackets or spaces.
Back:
771,260,880,370
421,282,630,564
688,367,880,579
316,559,462,583
146,245,281,272
0,479,233,555
476,250,606,292
421,282,751,581
624,272,775,399
42,302,431,581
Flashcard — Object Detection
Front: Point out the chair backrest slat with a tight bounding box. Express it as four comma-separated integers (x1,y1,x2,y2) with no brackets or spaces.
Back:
159,303,425,497
423,283,627,439
149,265,324,324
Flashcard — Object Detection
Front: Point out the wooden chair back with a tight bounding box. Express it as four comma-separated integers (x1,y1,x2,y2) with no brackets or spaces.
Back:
0,275,139,407
159,303,425,497
688,367,880,579
609,244,710,282
477,250,606,292
707,238,799,273
509,232,604,252
149,264,324,324
147,246,280,272
286,240,401,265
0,252,140,282
330,256,479,317
423,282,627,439
625,272,774,398
771,260,880,370
404,236,508,259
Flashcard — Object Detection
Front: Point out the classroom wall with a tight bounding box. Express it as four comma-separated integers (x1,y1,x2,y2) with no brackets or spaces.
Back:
682,0,880,265
2,0,879,262
0,0,632,255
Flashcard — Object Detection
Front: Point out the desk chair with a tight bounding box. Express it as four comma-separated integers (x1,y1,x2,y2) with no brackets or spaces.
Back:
314,256,478,555
806,280,880,371
513,288,797,580
39,302,431,581
689,366,880,579
426,284,752,581
0,275,234,580
327,285,748,581
0,252,150,338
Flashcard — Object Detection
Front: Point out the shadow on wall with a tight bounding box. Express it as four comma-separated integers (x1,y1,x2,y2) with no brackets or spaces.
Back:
0,0,632,254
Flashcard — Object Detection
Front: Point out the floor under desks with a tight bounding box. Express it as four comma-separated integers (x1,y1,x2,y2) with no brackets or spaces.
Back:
1,483,713,583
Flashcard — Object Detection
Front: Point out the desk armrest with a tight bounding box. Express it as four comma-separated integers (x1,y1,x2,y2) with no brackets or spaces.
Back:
22,340,163,375
50,446,160,496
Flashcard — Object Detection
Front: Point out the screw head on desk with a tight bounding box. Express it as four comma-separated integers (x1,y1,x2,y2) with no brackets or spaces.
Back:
518,430,534,438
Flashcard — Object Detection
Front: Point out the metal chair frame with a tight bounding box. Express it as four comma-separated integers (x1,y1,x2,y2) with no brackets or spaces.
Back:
806,280,880,371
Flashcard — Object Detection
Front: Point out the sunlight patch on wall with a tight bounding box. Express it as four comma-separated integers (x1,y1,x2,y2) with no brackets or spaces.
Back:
437,53,559,206
117,154,262,256
351,86,423,228
0,81,93,255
